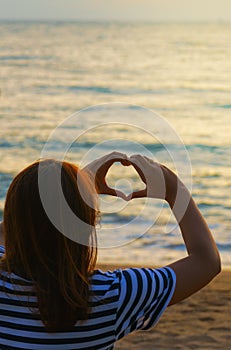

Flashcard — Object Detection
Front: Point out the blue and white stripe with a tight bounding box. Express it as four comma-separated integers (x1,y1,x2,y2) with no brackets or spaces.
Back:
0,246,176,349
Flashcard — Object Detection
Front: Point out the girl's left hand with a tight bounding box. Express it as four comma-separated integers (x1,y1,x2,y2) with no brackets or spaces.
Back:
83,151,130,201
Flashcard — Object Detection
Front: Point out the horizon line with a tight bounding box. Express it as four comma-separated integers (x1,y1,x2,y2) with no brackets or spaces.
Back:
0,18,230,24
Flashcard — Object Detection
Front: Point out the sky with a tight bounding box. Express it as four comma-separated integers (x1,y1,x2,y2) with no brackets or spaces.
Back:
0,0,231,22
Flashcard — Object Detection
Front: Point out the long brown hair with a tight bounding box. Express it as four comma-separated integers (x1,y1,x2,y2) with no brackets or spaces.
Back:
0,159,98,332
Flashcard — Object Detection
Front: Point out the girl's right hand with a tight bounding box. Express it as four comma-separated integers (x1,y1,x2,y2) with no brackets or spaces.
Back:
128,154,179,202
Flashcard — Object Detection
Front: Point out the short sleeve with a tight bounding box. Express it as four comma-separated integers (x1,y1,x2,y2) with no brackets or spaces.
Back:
115,266,176,340
0,245,5,257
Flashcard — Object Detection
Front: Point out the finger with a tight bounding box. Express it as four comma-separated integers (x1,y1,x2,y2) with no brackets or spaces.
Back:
84,153,129,192
96,155,129,182
83,152,128,174
99,184,128,201
143,155,153,161
120,159,131,166
129,155,148,169
130,154,152,167
129,155,162,184
128,188,147,200
98,152,128,166
93,152,128,174
115,190,129,201
128,156,147,184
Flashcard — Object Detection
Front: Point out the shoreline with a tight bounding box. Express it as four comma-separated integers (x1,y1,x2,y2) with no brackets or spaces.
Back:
97,263,231,349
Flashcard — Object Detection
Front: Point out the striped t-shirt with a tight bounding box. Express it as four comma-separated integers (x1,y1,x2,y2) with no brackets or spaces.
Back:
0,245,176,349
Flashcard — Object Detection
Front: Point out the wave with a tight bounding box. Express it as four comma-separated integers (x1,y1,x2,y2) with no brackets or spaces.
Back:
0,172,13,199
1,135,229,159
0,137,45,151
101,212,137,224
35,84,172,96
186,144,231,154
216,104,231,109
217,242,231,251
0,55,52,61
33,82,231,96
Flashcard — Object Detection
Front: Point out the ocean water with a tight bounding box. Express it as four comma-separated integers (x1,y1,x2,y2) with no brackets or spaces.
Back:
0,21,230,268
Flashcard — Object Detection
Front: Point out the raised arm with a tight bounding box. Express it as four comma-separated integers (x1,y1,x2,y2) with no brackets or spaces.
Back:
163,165,221,305
129,155,221,306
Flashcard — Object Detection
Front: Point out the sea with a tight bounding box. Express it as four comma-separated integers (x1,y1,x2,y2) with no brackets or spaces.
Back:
0,21,230,268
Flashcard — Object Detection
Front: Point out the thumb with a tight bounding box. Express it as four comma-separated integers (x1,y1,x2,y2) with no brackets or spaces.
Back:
99,183,128,201
127,188,147,200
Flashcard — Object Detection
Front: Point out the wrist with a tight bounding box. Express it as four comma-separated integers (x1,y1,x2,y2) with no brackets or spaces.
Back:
163,167,178,204
164,168,190,208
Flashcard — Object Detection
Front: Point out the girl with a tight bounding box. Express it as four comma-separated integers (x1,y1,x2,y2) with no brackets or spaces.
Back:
0,152,221,349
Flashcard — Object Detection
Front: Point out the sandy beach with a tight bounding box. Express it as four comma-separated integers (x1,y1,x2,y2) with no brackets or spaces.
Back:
97,264,231,349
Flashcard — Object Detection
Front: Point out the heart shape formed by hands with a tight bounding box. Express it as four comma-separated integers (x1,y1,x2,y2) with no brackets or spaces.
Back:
92,154,148,201
83,151,167,201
